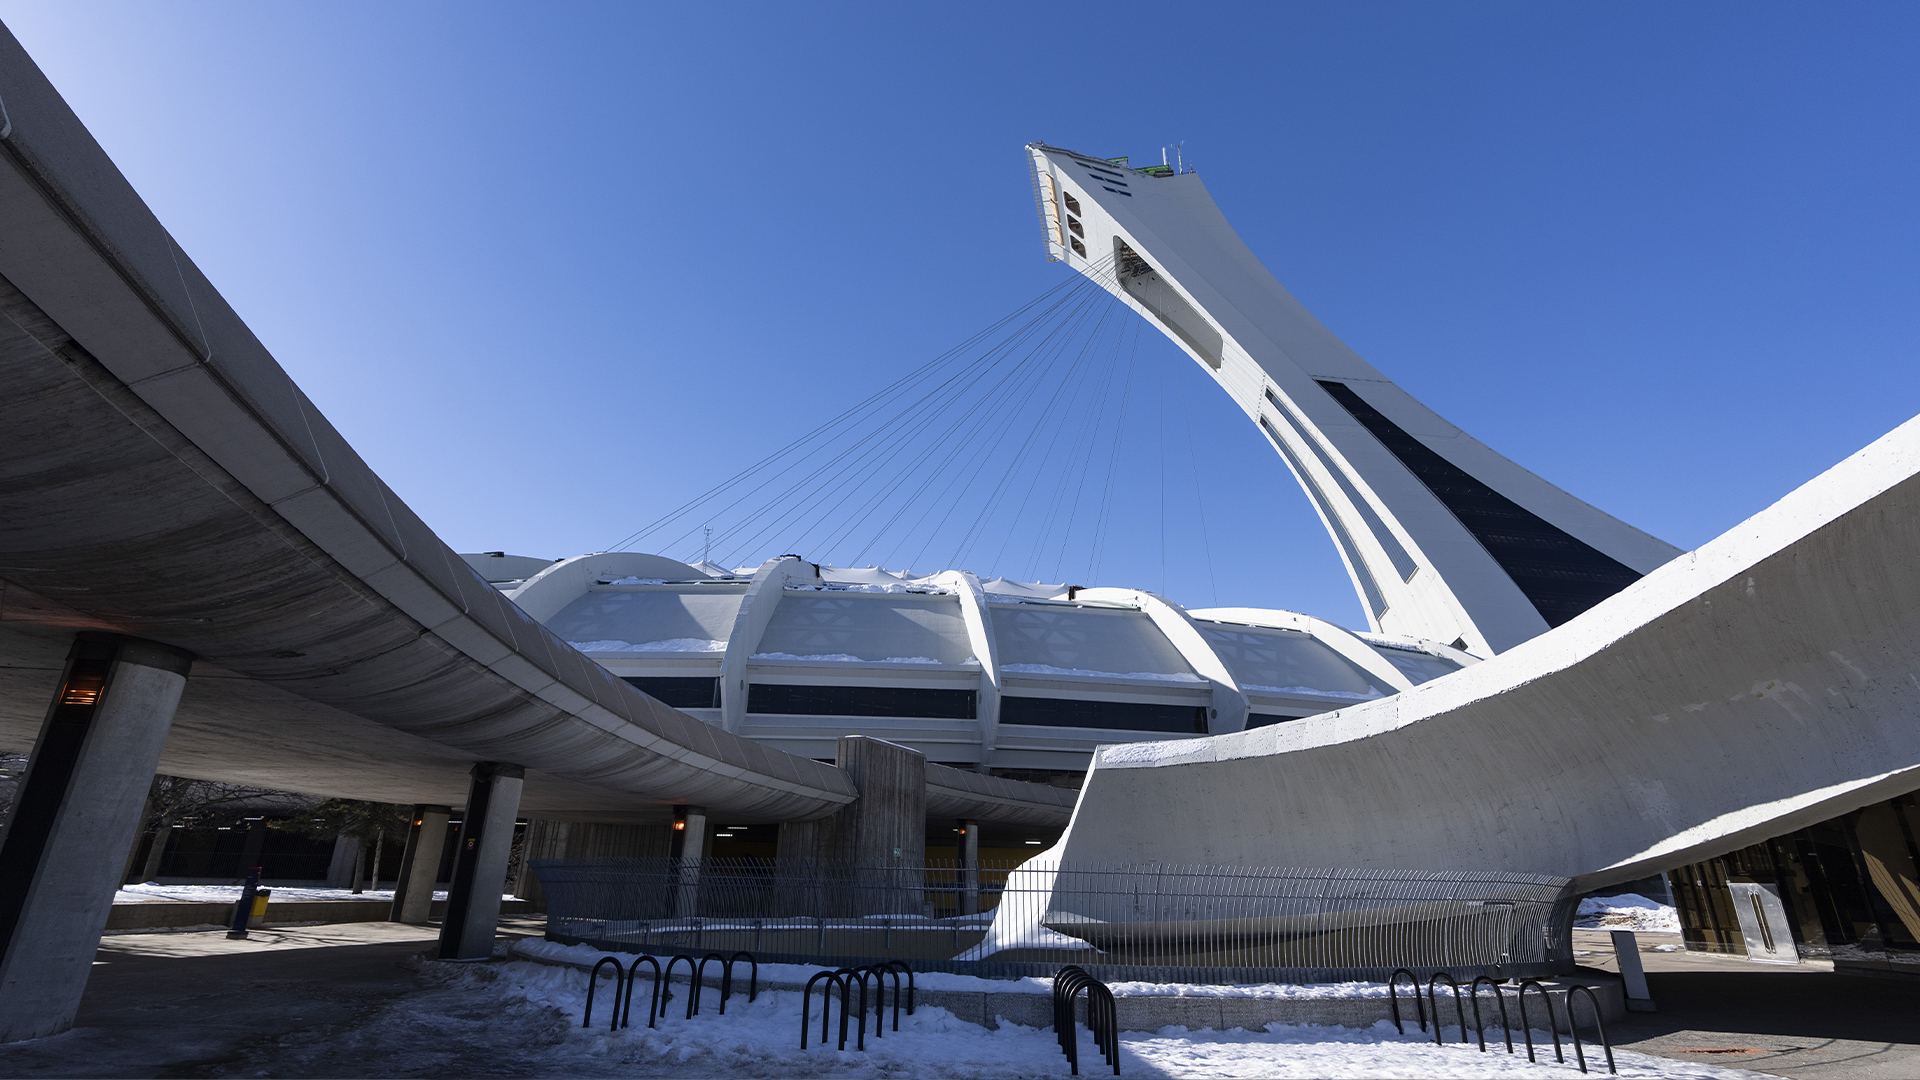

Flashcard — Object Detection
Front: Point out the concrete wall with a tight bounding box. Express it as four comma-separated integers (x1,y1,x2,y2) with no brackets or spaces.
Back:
1049,413,1920,894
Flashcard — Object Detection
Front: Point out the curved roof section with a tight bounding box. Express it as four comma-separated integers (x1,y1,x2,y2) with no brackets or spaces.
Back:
507,548,1477,768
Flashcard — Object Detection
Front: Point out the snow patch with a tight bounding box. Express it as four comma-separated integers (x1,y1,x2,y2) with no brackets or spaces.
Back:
1576,893,1681,933
1243,683,1385,701
1002,663,1203,683
450,951,1765,1078
571,638,726,653
752,652,940,664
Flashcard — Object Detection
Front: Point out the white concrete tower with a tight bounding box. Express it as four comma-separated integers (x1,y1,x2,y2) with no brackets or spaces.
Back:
1027,143,1681,655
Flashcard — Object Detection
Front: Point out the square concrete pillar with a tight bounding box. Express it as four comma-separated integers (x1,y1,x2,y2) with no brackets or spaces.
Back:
389,805,450,924
437,764,523,960
0,634,193,1043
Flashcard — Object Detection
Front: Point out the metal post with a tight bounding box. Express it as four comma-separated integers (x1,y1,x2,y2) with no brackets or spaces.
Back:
227,866,263,939
961,819,980,916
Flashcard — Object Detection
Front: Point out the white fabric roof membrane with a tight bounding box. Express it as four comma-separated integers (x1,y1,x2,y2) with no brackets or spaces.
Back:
755,592,975,665
1195,622,1389,700
980,577,1072,602
795,565,956,595
992,604,1196,679
547,588,745,652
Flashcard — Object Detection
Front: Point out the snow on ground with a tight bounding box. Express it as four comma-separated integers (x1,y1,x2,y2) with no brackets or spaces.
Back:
432,956,1767,1079
1576,894,1682,933
112,884,511,904
513,940,1392,999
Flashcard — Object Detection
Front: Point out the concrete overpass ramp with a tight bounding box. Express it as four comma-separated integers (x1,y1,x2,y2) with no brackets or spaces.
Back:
1049,412,1920,895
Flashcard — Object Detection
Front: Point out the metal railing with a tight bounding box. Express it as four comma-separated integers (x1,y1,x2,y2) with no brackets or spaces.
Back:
532,857,1575,984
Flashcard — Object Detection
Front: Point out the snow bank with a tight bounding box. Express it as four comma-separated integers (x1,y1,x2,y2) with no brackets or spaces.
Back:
443,955,1765,1078
514,940,1393,1000
113,884,473,903
1576,893,1681,933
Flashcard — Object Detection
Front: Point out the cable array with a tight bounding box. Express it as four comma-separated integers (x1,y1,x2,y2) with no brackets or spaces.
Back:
610,255,1220,586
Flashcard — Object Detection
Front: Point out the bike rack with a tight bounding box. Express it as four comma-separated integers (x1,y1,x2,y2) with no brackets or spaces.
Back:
1516,978,1565,1065
800,969,866,1050
1566,985,1617,1075
1468,975,1512,1054
878,960,916,1027
620,955,663,1030
730,951,760,1004
661,954,697,1020
1387,969,1426,1034
691,952,733,1016
1426,973,1469,1046
583,956,626,1031
1052,965,1120,1077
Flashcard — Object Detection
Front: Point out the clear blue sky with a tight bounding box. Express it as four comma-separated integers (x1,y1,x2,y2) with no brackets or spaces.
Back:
5,3,1916,630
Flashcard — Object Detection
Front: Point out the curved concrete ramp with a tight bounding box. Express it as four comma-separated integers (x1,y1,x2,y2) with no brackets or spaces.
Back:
1054,414,1920,891
0,30,1071,828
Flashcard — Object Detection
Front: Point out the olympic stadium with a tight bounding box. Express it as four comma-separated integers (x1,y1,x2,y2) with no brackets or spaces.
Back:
4,17,1920,1045
463,550,1471,777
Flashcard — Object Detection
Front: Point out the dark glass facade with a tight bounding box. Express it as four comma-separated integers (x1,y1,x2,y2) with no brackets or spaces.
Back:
747,683,977,720
1316,380,1643,627
1668,793,1920,974
999,696,1208,734
622,676,721,709
1245,713,1308,729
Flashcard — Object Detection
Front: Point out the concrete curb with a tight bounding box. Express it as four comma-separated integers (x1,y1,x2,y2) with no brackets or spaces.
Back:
106,898,534,930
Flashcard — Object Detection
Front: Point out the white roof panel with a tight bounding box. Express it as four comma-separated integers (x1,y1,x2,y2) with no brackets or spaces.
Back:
548,587,744,652
1196,622,1389,700
755,593,974,664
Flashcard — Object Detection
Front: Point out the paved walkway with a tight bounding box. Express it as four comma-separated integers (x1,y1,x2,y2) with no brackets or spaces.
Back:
1,923,1916,1077
0,920,550,1078
1574,929,1920,1079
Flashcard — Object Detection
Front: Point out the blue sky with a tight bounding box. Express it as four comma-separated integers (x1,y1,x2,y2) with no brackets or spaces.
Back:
5,3,1916,629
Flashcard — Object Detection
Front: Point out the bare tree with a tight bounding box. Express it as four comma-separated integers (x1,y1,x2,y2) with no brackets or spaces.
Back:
288,800,412,893
126,775,310,883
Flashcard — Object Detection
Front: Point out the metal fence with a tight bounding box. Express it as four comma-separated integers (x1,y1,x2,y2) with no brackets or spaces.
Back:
532,857,1576,984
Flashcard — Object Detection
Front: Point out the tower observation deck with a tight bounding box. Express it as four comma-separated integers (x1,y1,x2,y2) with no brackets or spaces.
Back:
1027,144,1681,654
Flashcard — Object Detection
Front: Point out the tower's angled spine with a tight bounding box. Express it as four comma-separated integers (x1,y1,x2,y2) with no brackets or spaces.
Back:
1028,143,1680,654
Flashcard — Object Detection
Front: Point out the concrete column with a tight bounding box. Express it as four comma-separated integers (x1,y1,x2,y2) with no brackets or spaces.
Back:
961,819,980,916
0,634,193,1043
772,736,928,872
438,764,524,960
390,805,450,924
672,805,708,918
324,833,361,889
836,736,926,867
